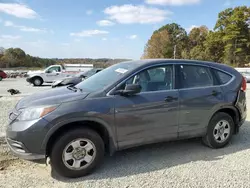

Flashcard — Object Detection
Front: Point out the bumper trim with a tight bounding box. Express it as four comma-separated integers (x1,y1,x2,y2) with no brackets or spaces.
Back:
6,137,45,161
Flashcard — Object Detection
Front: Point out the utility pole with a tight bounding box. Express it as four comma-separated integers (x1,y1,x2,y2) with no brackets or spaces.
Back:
174,45,176,59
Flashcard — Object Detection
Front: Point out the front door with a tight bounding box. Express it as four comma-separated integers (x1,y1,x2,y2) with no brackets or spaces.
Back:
176,64,224,138
45,66,62,82
114,64,179,149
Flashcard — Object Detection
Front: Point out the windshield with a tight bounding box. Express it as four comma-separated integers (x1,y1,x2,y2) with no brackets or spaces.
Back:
75,61,140,92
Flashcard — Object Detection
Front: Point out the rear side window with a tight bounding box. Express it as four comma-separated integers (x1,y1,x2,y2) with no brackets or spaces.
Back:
179,65,213,89
215,70,232,85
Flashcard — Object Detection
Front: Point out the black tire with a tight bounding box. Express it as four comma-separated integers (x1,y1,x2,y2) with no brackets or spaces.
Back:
0,76,2,81
50,128,105,178
33,77,43,86
202,112,234,149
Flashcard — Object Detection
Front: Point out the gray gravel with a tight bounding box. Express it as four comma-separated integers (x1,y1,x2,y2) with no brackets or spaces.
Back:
1,79,250,187
0,97,21,137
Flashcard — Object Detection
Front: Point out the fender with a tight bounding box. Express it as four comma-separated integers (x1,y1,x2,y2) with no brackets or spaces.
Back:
27,74,44,82
41,116,118,153
207,104,240,128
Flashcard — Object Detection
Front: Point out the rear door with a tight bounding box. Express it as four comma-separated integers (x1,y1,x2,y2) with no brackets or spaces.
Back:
176,64,224,138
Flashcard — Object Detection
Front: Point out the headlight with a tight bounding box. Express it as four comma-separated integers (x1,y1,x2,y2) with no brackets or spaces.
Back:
17,105,57,121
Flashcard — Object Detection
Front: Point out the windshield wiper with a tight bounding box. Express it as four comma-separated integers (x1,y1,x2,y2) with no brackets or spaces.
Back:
67,85,82,92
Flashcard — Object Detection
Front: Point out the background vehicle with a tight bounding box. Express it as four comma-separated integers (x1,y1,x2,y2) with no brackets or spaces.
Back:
6,60,246,178
235,67,250,82
26,64,93,86
51,68,103,88
0,70,7,81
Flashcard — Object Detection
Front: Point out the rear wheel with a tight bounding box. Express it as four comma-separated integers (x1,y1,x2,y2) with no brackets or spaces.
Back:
50,128,104,178
33,77,43,86
202,112,234,148
0,76,2,81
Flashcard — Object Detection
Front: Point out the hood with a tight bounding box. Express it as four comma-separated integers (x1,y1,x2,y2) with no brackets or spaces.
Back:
16,87,89,110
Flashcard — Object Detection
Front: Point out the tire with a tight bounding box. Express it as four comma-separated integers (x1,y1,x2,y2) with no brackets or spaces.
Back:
0,77,2,81
202,112,234,149
50,128,105,178
33,77,43,86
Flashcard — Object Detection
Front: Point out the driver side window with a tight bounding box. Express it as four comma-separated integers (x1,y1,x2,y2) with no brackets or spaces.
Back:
121,65,173,92
47,66,61,73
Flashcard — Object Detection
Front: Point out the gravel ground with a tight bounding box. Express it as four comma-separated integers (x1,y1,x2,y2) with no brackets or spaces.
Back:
1,79,250,187
0,78,51,96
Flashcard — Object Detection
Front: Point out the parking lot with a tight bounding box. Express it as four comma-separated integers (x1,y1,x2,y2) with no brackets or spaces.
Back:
1,78,250,188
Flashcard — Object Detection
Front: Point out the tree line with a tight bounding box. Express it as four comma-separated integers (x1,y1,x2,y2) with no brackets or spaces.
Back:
142,6,250,67
0,47,130,69
0,47,57,68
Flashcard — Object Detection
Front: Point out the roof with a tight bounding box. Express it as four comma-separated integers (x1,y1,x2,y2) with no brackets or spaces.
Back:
128,59,217,65
121,59,237,74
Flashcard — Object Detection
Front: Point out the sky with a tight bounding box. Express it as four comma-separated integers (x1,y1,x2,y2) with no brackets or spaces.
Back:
0,0,249,60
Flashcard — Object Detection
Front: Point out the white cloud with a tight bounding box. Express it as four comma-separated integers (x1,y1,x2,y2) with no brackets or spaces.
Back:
224,0,232,6
186,25,199,32
97,20,115,26
74,39,81,42
102,38,107,41
86,10,93,15
26,40,48,47
128,35,137,39
4,20,47,32
70,30,109,37
104,4,172,24
146,0,200,6
4,21,13,26
0,35,21,40
61,43,70,46
0,3,38,19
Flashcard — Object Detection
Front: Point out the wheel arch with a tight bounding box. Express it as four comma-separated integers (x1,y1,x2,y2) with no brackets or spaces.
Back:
30,75,44,83
209,106,240,134
43,118,117,157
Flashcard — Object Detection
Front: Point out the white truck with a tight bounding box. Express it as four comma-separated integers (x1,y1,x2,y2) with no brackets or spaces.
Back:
26,64,93,86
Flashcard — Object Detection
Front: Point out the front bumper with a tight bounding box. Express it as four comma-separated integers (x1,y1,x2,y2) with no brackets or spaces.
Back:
6,137,45,160
26,77,32,83
6,117,50,161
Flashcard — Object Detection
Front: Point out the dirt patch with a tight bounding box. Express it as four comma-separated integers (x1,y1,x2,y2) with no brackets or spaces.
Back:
0,137,20,171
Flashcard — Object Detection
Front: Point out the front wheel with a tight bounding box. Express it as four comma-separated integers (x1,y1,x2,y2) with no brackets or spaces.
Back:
50,128,105,178
202,112,234,149
0,76,2,81
33,77,43,86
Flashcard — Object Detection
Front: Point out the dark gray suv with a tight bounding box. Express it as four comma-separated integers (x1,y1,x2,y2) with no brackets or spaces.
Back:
6,59,247,178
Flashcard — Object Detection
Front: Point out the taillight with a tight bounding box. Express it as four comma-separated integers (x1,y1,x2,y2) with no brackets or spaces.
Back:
241,76,247,91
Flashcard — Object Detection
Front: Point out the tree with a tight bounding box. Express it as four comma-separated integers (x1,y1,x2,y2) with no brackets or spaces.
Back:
189,26,209,47
215,6,250,66
143,23,188,59
204,31,224,63
142,29,171,58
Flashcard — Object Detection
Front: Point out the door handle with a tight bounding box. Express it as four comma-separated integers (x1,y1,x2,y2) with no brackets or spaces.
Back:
212,90,221,96
165,96,178,102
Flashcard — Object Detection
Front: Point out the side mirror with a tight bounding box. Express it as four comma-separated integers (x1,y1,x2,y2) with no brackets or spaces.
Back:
114,84,141,96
